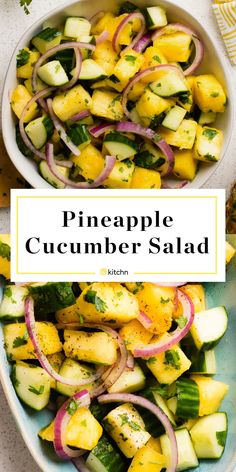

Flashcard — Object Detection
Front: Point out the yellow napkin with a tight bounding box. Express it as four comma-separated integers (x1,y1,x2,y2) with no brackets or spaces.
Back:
212,0,236,64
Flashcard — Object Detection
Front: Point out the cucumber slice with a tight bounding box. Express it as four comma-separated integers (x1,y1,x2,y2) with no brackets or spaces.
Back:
77,59,107,81
12,362,51,411
25,115,53,149
77,35,96,60
190,306,228,351
39,161,69,189
16,125,33,158
0,285,28,321
67,124,91,150
138,387,176,437
108,363,145,394
190,412,227,459
51,48,75,74
28,282,76,314
32,28,62,54
199,111,216,125
86,435,126,472
149,74,189,97
37,60,68,86
64,17,91,38
144,6,167,30
190,349,216,374
160,428,199,471
162,106,187,131
141,387,176,426
56,358,97,397
104,132,138,161
175,378,200,419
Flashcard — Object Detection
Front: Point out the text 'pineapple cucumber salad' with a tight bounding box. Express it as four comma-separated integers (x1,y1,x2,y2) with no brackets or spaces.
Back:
11,2,227,189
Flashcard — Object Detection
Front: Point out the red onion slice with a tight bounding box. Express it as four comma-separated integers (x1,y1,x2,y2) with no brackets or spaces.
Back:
98,393,178,472
152,23,204,76
69,110,91,123
96,30,109,44
72,457,91,472
133,32,153,53
116,121,174,176
137,311,152,329
112,12,146,54
24,297,103,386
54,390,90,460
161,180,188,189
133,289,194,358
47,98,81,156
46,143,116,188
126,352,135,370
122,64,184,119
152,282,187,287
89,123,115,138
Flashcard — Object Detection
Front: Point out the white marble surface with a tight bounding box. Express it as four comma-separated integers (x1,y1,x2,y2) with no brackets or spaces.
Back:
0,0,236,470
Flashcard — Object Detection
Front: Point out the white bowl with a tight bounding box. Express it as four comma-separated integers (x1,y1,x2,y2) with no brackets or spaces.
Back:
2,0,235,189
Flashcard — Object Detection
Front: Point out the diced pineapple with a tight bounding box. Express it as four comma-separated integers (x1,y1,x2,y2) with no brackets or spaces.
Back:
131,167,161,189
153,32,192,62
3,322,62,360
160,119,198,149
39,407,102,450
92,12,115,35
142,46,168,72
128,81,146,101
11,85,38,122
103,403,150,458
136,89,171,127
91,90,124,121
47,352,64,389
194,125,223,162
177,75,194,112
193,75,226,113
71,144,105,181
17,48,40,79
173,149,198,181
109,49,144,91
92,13,140,46
92,40,118,76
147,335,191,384
104,159,135,189
146,437,162,453
0,234,10,279
190,375,229,416
226,241,235,264
136,283,176,335
119,319,153,354
52,84,92,121
24,77,47,95
128,446,166,472
180,284,206,313
63,329,118,365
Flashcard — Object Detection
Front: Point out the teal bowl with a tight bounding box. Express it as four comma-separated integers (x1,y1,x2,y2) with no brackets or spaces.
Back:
1,239,236,471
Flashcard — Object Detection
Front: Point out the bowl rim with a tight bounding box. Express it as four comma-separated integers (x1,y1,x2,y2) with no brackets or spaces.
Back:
1,0,235,189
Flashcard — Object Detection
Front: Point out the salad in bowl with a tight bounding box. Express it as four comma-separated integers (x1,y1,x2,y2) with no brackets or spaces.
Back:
8,1,229,190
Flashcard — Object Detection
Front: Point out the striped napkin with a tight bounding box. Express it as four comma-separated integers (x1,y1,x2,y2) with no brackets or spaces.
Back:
212,0,236,64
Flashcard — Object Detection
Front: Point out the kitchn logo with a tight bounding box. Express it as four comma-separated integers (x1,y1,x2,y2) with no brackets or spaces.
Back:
100,268,129,276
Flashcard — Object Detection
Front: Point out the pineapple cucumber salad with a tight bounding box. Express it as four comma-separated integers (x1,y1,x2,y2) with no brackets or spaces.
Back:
11,2,227,189
0,273,230,472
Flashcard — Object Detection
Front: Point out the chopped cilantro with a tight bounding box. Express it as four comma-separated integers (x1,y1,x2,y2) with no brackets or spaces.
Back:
80,419,87,427
79,314,84,324
216,430,227,447
84,290,108,313
28,385,44,395
204,153,216,161
19,0,32,15
203,128,218,140
176,316,188,328
4,287,12,298
66,399,78,416
164,350,181,369
17,48,30,67
210,92,219,98
147,357,157,364
153,55,161,63
109,74,120,84
0,241,11,261
125,55,137,64
13,332,29,348
119,414,141,431
160,297,170,304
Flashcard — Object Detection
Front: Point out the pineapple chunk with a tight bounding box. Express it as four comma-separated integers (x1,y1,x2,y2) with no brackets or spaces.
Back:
52,84,92,121
128,81,146,101
136,283,176,335
11,85,38,122
177,75,194,112
92,13,140,45
146,437,162,453
173,149,198,181
153,32,192,62
3,322,62,360
39,407,102,450
17,48,40,79
47,352,64,389
103,403,150,458
91,90,124,121
128,446,166,472
226,241,235,264
131,167,161,189
119,319,153,354
109,49,144,91
194,125,223,162
92,40,118,76
193,75,226,113
92,12,115,35
104,159,135,189
147,335,191,384
0,234,10,279
181,284,206,314
136,89,171,127
63,330,118,365
160,119,198,149
142,46,168,71
190,375,229,416
71,144,105,181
